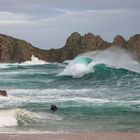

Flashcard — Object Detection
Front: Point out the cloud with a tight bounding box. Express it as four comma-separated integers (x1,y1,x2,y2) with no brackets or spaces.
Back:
43,8,140,30
0,11,30,25
55,8,139,17
0,0,140,49
0,0,140,15
0,8,139,26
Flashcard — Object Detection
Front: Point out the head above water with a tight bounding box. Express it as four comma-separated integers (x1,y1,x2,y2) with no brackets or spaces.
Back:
50,104,57,111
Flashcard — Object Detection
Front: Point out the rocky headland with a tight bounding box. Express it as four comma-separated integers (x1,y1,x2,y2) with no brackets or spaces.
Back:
0,32,140,63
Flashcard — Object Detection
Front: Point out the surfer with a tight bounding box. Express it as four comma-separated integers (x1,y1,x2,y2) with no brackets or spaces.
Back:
50,104,57,111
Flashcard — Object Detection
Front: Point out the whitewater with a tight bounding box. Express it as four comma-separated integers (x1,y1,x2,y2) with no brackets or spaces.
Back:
0,48,140,133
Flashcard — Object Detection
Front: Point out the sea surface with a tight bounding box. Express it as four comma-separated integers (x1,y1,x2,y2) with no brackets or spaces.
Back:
0,48,140,133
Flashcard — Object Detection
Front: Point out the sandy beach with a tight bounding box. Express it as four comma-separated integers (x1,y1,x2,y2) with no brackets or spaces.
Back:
0,132,139,140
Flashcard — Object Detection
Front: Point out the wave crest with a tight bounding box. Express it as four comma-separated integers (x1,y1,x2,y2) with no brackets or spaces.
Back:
60,48,140,78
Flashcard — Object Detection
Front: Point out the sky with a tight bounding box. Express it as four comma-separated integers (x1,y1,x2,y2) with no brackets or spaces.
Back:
0,0,140,49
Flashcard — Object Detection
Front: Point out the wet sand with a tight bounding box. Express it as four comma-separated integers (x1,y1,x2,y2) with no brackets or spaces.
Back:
0,132,139,140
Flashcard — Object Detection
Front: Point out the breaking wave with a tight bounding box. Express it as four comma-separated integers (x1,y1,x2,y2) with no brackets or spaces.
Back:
0,109,41,127
60,48,140,78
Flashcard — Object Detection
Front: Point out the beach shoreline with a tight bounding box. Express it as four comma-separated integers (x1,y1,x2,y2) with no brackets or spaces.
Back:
0,132,139,140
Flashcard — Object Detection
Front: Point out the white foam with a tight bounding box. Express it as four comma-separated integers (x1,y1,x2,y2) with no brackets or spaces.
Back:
4,89,140,110
0,55,48,69
58,97,109,104
0,109,41,127
60,63,92,78
0,64,11,69
21,55,47,65
0,110,17,127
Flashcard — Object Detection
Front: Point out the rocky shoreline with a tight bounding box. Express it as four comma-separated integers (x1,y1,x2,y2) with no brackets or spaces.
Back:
0,32,140,63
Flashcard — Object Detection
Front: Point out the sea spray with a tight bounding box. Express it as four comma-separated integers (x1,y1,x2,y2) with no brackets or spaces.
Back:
0,55,48,70
88,47,140,72
21,55,47,65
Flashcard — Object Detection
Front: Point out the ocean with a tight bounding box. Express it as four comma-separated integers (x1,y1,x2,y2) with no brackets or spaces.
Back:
0,48,140,133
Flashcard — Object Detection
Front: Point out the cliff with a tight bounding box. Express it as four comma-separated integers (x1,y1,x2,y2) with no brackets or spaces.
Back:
0,34,62,63
0,32,140,63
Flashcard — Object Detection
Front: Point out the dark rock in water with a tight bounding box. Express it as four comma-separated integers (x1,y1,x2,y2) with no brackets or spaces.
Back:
50,104,57,111
0,90,8,97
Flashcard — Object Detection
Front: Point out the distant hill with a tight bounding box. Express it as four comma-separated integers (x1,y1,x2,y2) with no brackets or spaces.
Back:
0,32,140,63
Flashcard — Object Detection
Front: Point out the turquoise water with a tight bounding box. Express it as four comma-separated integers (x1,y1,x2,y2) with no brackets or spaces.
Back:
0,48,140,133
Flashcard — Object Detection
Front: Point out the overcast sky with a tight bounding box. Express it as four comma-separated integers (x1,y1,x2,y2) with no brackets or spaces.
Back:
0,0,140,49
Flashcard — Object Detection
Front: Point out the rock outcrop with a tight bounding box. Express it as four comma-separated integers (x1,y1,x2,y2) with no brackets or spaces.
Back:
112,35,126,47
0,90,8,97
0,34,51,63
0,32,140,63
124,34,140,58
61,32,110,61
